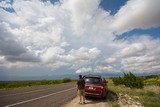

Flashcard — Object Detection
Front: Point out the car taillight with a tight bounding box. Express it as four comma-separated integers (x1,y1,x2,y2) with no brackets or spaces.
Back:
100,86,103,89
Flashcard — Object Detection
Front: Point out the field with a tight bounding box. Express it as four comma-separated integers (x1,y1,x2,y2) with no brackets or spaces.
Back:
107,78,160,107
0,78,73,89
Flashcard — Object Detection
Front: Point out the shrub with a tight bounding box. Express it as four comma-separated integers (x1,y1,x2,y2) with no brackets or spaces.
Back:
112,77,123,86
112,72,144,89
62,78,72,83
0,78,73,89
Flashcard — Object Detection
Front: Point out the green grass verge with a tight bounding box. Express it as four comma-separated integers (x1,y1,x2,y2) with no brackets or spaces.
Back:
0,78,74,89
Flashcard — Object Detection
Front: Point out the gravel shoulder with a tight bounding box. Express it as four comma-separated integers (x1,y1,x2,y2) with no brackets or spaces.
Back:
63,96,109,107
63,90,143,107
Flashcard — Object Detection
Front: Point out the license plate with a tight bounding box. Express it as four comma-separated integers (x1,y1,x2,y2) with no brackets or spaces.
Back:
89,86,93,89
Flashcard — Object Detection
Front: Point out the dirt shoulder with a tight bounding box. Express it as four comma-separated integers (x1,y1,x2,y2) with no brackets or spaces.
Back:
62,96,109,107
62,84,145,107
63,93,143,107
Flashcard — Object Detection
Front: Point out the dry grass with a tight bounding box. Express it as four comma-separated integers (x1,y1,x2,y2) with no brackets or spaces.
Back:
107,79,160,107
143,85,160,94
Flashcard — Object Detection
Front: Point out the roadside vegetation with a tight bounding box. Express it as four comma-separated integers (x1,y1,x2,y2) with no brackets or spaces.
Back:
143,75,160,86
112,72,144,89
0,78,73,89
107,73,160,107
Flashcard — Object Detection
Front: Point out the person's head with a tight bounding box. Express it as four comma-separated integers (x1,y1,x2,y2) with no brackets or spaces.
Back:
79,75,82,79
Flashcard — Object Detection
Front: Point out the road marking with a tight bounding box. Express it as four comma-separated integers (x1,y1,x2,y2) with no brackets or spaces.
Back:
0,88,51,97
0,83,73,97
5,87,76,107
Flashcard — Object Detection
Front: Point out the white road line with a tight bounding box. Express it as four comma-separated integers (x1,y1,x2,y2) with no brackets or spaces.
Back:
0,83,72,97
5,87,76,107
0,88,50,97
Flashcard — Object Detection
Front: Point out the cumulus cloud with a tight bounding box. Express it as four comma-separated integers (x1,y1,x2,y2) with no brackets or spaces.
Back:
69,47,100,61
105,57,116,63
76,62,113,73
76,67,92,73
112,36,160,73
0,0,12,8
41,47,65,63
0,0,104,70
0,23,26,56
118,43,146,58
0,0,69,67
0,22,40,63
113,0,160,34
0,0,160,74
65,47,101,70
63,0,100,35
40,47,101,69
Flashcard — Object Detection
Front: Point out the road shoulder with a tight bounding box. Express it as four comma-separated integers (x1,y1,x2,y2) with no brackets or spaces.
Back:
62,96,109,107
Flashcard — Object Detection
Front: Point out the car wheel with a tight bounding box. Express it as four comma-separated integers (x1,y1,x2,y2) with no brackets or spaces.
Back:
102,90,106,99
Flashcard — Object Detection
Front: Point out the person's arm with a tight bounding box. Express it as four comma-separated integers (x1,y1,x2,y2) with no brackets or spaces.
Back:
77,81,79,91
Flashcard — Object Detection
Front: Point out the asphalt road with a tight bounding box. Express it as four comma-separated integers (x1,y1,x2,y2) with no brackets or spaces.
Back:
0,82,77,107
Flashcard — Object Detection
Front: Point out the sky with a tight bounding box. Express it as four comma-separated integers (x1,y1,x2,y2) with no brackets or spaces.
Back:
0,0,160,80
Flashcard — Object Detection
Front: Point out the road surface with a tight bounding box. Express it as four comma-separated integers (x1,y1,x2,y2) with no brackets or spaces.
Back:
0,82,76,107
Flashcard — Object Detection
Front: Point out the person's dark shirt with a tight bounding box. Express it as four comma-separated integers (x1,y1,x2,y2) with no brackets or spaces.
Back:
77,78,85,89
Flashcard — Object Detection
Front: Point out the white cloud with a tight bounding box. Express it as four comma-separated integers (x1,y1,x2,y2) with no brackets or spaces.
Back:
112,36,160,73
118,43,146,58
63,0,101,35
0,0,12,8
0,56,6,64
75,62,113,73
105,57,116,63
69,47,101,61
95,59,114,72
63,47,101,70
41,47,65,63
0,0,69,68
40,47,101,69
76,67,92,73
0,0,160,74
113,0,160,34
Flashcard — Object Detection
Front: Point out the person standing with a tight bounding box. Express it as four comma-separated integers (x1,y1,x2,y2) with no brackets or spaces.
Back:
77,75,86,104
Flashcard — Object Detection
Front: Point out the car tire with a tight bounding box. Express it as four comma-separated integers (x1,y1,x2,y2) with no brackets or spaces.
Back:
102,90,106,99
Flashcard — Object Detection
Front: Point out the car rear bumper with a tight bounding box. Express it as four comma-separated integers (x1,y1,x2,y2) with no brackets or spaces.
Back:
85,91,104,98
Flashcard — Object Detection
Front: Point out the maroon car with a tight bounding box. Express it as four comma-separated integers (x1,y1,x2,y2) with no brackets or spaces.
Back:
83,75,107,98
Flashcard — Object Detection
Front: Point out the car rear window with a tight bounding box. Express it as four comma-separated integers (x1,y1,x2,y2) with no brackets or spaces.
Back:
84,77,101,84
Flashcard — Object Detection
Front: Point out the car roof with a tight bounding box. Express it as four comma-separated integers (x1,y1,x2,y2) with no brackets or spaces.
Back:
83,75,102,78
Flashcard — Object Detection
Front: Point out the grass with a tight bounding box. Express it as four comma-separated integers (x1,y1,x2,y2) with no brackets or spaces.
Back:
144,78,160,86
0,78,74,89
107,79,160,107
